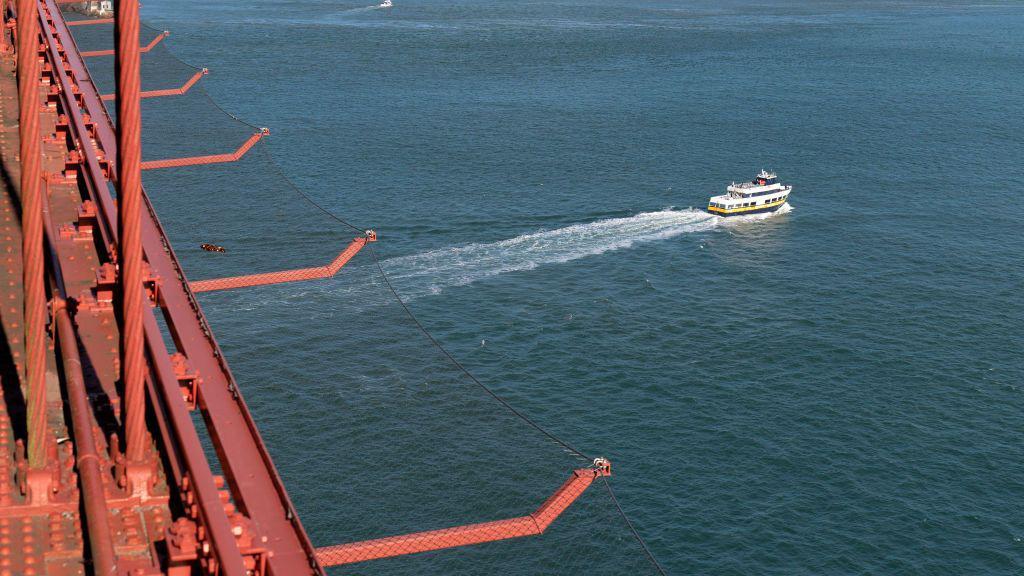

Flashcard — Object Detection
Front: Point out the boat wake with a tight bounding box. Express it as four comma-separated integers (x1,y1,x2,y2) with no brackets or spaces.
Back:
379,208,718,299
327,2,389,17
223,205,790,310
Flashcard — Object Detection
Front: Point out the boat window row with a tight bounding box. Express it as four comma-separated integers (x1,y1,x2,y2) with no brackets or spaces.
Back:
710,197,784,210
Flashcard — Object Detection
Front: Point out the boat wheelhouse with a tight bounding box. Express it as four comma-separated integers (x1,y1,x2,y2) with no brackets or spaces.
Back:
707,170,791,216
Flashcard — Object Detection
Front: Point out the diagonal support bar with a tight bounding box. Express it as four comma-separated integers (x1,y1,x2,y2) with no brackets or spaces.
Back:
81,29,166,56
314,459,611,568
100,67,207,101
190,233,375,293
140,128,268,170
67,17,113,25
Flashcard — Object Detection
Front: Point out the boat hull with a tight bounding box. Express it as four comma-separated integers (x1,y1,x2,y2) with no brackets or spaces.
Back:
707,201,787,217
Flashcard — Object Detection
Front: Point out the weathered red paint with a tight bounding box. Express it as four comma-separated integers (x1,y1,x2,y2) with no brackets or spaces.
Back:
36,2,263,573
16,0,46,470
65,16,112,25
1,2,610,573
140,128,268,170
191,234,374,293
100,67,207,101
53,302,119,575
316,462,611,567
82,29,166,57
114,0,147,467
42,2,322,572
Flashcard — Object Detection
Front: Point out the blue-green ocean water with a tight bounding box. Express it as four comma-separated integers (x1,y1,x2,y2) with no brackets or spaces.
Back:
109,0,1024,573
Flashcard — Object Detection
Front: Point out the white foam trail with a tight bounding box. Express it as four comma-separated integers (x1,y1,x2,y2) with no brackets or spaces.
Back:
217,205,791,310
380,208,719,298
326,5,379,17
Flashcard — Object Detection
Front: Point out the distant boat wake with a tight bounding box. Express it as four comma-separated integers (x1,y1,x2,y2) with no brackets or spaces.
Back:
377,206,788,299
226,205,789,311
330,2,390,17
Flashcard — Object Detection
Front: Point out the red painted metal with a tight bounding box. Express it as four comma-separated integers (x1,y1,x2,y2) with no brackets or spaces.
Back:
36,4,260,573
315,461,611,567
140,127,267,170
0,3,9,54
191,233,374,293
114,0,147,466
66,16,111,25
16,0,46,470
43,2,323,572
99,66,206,101
82,29,165,57
0,2,613,573
53,302,119,575
35,3,252,572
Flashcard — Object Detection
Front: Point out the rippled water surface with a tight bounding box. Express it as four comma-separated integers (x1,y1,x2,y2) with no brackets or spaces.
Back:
127,0,1024,573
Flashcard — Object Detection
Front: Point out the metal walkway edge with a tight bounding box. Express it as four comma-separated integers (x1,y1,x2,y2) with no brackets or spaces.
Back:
40,1,323,573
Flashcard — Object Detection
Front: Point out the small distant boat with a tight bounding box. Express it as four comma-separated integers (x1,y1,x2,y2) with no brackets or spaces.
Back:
378,0,393,7
707,170,791,216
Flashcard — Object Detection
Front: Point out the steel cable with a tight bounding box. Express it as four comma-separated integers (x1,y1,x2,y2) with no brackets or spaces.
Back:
194,86,263,130
370,244,669,573
368,244,592,463
131,16,371,234
121,13,669,573
257,142,366,234
601,477,669,576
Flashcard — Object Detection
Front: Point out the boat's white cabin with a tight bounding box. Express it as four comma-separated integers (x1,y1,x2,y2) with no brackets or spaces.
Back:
708,170,791,213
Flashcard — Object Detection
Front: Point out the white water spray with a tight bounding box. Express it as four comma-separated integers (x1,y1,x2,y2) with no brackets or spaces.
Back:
379,208,728,299
229,205,790,308
376,205,791,298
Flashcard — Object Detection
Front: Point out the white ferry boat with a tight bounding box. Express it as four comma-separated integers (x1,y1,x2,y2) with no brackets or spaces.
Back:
707,170,791,217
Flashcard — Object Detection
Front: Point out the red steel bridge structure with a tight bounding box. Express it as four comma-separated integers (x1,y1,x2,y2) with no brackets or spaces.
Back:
0,0,611,574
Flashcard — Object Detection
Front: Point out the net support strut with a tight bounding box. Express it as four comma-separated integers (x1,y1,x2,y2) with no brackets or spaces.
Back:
140,128,267,170
100,67,207,101
81,29,166,56
66,17,112,25
190,232,375,293
314,459,611,568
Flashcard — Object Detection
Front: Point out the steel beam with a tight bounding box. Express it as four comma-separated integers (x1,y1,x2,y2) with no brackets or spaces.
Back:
36,3,249,573
45,2,322,572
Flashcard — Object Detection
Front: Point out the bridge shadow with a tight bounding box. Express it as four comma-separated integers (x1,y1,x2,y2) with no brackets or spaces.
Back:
0,153,27,446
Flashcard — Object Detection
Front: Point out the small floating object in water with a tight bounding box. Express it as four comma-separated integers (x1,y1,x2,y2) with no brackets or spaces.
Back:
200,243,226,253
378,0,393,7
